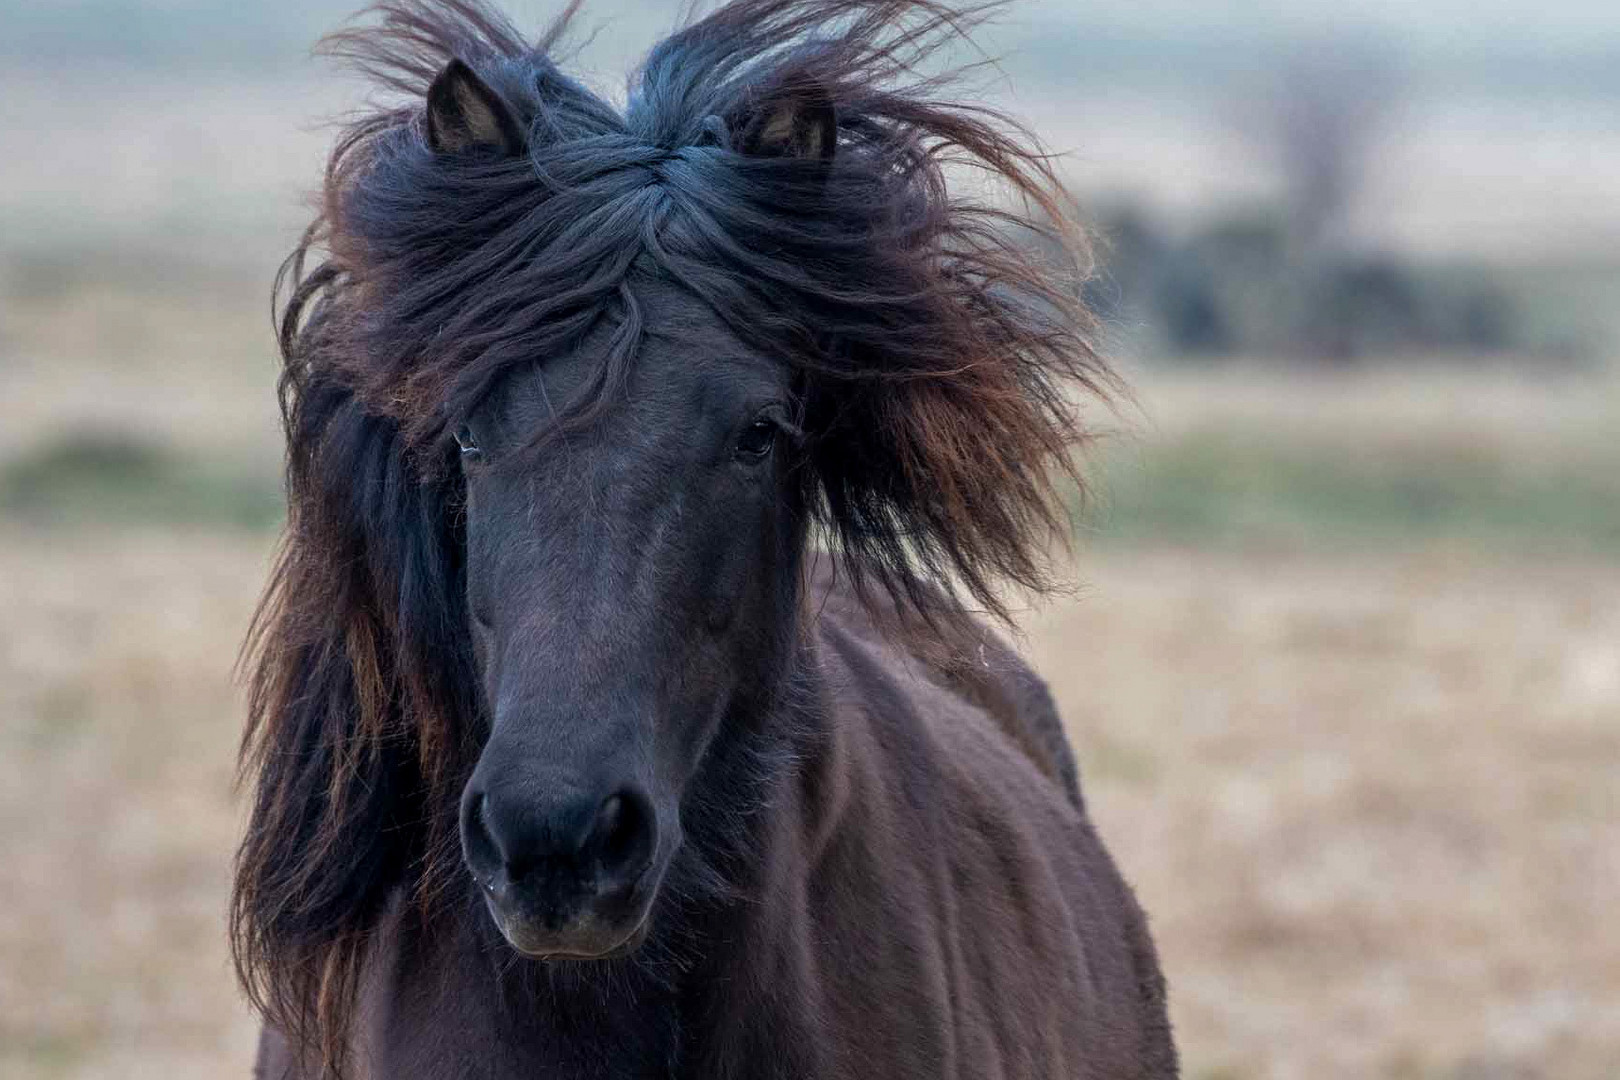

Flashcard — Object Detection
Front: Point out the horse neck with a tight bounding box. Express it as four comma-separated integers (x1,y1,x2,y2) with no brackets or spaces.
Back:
664,625,835,917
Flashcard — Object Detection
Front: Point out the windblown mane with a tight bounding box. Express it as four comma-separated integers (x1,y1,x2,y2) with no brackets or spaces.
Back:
233,0,1109,1073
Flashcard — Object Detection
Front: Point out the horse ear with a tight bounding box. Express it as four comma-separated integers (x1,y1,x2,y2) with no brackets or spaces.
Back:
738,78,837,162
426,58,524,156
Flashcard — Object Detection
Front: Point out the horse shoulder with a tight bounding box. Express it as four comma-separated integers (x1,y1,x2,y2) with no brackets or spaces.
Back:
805,609,1173,1079
804,561,1084,809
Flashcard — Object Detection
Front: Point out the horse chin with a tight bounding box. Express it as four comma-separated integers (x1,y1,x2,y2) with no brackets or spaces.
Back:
486,893,655,962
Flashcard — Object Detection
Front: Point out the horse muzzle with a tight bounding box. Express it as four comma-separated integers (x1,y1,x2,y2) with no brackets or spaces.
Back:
460,777,665,959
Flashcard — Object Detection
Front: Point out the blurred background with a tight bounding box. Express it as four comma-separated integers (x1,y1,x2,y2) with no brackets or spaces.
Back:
1,1,1617,1077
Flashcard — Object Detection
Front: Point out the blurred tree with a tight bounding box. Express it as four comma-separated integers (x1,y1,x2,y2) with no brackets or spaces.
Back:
1258,35,1405,259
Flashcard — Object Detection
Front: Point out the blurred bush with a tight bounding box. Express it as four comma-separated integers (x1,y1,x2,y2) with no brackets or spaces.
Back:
1085,202,1550,364
1080,425,1620,554
0,430,282,530
1070,31,1609,368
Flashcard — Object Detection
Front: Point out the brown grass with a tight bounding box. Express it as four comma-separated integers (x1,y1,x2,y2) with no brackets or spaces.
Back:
2,526,1617,1079
3,274,1618,1079
0,530,267,1080
1028,546,1620,1079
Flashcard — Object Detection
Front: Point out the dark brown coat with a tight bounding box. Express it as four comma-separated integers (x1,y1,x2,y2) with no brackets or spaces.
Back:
234,1,1176,1076
255,567,1173,1079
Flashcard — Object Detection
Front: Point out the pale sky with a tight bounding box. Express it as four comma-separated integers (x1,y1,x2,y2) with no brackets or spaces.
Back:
1022,0,1620,45
4,0,1619,62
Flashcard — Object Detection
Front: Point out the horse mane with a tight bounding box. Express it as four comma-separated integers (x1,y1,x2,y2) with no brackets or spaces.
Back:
233,0,1110,1073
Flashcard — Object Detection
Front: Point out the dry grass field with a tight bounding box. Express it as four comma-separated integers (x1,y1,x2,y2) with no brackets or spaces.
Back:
6,1,1620,1074
3,529,1618,1079
3,274,1619,1079
1029,549,1620,1079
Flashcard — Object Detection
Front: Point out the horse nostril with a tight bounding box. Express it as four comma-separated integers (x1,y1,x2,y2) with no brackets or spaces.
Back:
477,793,503,860
459,786,506,884
590,789,653,885
463,777,656,898
594,794,628,857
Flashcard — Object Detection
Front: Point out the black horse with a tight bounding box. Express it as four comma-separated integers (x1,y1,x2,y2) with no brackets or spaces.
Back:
233,0,1177,1076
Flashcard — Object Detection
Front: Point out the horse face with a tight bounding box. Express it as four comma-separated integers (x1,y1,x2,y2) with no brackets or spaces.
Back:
456,279,802,959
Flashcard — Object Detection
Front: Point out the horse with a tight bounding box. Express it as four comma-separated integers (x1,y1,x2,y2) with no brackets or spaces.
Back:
231,0,1177,1076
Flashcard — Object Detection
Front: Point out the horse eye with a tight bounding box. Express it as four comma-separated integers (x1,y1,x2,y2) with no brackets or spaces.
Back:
454,424,481,458
735,418,777,460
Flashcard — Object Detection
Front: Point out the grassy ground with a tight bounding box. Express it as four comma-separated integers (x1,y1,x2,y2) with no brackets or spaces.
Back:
3,530,1615,1079
1086,364,1620,556
1027,548,1620,1080
2,271,1618,1078
0,530,267,1080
